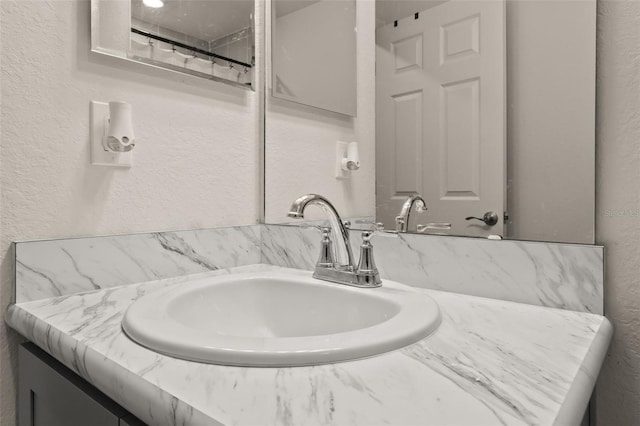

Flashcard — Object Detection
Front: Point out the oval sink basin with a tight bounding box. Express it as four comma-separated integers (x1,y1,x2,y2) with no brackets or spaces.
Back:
122,272,440,367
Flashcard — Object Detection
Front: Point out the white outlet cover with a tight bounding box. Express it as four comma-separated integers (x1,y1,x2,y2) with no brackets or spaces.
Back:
90,101,132,168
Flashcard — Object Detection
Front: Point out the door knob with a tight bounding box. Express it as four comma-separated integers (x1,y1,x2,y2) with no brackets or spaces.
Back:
465,211,499,226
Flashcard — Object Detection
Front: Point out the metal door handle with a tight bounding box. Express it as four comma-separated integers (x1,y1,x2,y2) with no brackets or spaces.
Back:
416,223,452,233
465,211,499,226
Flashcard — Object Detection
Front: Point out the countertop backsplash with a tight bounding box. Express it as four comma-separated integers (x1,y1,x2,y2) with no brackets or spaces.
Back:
262,224,604,314
14,225,262,303
15,223,603,313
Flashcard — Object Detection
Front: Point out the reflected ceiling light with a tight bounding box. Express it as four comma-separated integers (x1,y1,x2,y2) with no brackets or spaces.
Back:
143,0,164,8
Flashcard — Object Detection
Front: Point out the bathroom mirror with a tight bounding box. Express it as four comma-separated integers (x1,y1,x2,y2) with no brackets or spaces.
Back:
264,0,596,244
91,0,255,89
271,0,357,116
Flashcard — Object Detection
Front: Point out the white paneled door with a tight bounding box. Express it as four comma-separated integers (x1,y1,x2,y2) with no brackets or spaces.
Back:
376,0,506,237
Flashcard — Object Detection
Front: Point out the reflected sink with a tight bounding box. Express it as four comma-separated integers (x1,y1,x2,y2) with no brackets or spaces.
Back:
122,272,441,367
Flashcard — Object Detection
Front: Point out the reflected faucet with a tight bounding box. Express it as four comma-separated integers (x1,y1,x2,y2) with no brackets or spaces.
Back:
395,194,427,232
288,194,381,288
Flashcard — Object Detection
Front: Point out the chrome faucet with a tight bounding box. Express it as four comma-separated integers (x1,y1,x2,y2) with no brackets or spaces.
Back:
288,194,381,288
395,194,427,232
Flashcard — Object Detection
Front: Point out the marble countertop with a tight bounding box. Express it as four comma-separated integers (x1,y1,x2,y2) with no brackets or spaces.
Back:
6,265,612,426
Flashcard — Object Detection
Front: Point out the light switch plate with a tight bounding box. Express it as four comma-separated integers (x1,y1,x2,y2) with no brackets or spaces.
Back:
90,101,132,168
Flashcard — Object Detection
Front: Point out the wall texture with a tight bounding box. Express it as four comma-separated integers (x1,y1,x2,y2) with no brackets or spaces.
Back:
0,0,262,424
595,1,640,424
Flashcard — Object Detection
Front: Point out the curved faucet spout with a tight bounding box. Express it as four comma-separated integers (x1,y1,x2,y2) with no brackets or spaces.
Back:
288,194,355,269
396,194,427,232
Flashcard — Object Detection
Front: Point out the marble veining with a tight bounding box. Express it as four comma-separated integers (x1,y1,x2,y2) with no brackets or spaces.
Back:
6,266,612,426
261,224,604,314
15,225,261,303
15,223,604,314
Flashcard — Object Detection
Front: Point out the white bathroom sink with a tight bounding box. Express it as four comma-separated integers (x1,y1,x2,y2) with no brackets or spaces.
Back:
122,272,441,366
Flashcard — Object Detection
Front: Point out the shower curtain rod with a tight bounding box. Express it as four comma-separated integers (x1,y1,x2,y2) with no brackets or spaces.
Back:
131,27,253,69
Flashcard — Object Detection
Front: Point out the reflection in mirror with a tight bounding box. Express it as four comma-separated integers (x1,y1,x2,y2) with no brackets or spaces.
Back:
376,0,506,238
272,0,357,116
376,0,596,243
263,0,596,244
91,0,255,89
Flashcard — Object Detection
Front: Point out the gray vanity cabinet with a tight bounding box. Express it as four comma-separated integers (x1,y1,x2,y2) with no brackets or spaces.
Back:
18,343,146,426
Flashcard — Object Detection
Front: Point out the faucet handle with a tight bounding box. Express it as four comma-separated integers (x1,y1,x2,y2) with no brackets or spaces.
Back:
349,219,385,232
321,227,332,240
416,223,452,233
316,227,335,269
299,221,354,233
297,223,323,231
356,232,382,286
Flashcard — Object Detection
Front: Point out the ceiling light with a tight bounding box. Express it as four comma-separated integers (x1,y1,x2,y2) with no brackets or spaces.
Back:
143,0,164,8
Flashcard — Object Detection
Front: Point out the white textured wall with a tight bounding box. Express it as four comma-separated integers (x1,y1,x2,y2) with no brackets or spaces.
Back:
264,0,376,222
595,1,640,424
0,0,262,424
